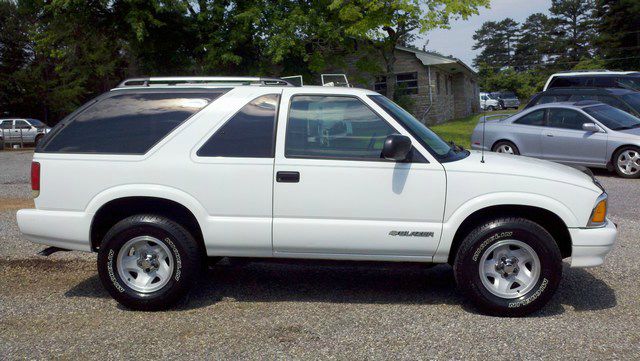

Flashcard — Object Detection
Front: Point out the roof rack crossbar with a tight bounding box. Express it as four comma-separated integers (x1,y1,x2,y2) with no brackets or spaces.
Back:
116,76,295,88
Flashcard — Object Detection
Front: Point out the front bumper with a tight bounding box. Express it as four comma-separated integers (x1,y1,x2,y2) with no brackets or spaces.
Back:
569,218,617,267
16,208,92,252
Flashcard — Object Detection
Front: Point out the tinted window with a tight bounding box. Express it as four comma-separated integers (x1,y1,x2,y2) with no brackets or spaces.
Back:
593,77,616,87
43,92,219,154
547,108,589,130
197,94,279,158
285,96,397,160
537,95,570,105
514,110,545,126
568,94,598,102
616,77,640,91
548,76,586,88
1,121,12,129
584,105,640,130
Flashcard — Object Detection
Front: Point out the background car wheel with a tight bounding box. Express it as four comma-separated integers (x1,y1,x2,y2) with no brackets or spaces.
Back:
487,105,495,111
453,217,562,317
34,135,43,147
613,146,640,178
492,141,520,155
97,214,202,311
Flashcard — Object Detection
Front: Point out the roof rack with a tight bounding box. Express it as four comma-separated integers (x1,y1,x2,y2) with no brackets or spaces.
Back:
555,69,612,74
116,76,295,88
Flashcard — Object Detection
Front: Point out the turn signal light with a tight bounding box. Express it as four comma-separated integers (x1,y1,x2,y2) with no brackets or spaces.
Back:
588,196,607,227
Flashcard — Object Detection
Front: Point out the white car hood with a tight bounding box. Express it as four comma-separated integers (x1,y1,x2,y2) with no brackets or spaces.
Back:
443,151,601,193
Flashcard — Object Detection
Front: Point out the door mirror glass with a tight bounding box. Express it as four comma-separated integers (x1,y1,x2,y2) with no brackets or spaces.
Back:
381,134,411,161
582,123,600,132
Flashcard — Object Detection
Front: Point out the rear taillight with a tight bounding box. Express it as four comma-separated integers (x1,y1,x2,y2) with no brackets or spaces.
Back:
31,161,40,198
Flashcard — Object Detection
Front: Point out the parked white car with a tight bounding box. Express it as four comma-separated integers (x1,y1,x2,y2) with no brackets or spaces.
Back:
0,118,51,146
17,77,617,316
480,92,500,111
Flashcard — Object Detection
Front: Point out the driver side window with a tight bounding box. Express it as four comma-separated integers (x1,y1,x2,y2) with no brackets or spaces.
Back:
285,95,398,160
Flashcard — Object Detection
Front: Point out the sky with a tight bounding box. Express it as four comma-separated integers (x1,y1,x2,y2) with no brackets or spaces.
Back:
423,0,551,69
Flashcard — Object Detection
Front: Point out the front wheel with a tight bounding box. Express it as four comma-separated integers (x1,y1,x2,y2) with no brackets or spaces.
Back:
613,146,640,178
453,217,562,317
97,214,202,311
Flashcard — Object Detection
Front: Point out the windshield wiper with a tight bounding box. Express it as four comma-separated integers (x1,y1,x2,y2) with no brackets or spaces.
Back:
448,141,465,152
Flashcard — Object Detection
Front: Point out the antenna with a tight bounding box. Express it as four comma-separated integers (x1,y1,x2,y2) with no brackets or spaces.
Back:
481,101,486,163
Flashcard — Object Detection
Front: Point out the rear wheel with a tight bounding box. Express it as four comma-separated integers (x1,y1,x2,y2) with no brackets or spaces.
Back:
487,105,495,111
492,141,520,155
34,135,44,147
613,146,640,178
453,217,562,317
97,214,202,311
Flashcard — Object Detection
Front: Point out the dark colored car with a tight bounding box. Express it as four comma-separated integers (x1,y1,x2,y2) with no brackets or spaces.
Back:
525,87,640,117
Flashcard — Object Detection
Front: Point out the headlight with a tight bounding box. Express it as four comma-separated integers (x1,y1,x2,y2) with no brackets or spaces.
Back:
587,193,608,227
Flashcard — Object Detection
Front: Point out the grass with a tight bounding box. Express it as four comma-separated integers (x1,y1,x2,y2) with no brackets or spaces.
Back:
430,109,521,149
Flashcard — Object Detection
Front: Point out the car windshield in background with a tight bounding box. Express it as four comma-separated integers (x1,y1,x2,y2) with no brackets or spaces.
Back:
584,105,640,130
369,95,467,162
617,77,640,92
28,119,46,127
622,93,640,111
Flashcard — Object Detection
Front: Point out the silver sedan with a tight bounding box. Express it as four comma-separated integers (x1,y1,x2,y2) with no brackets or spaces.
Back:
470,101,640,178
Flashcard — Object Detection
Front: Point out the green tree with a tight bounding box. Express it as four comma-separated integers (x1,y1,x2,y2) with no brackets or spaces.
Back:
549,0,597,62
331,0,489,98
594,0,640,70
472,18,519,69
513,13,556,70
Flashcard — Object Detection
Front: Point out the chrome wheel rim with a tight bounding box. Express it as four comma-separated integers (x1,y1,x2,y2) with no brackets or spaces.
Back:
496,144,515,154
117,236,174,293
617,150,640,176
479,240,540,299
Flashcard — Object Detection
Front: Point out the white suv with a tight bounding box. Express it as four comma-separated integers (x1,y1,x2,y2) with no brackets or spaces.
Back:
17,77,617,316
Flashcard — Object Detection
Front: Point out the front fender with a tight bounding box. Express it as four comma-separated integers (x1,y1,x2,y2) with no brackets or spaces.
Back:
433,192,577,263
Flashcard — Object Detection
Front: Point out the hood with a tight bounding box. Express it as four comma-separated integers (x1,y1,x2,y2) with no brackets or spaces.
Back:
613,127,640,137
443,151,601,193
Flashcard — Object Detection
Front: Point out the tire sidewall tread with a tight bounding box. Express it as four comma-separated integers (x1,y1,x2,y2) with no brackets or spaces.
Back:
97,214,201,311
453,217,562,317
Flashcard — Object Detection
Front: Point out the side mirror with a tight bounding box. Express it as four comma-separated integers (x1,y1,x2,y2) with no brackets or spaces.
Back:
382,134,412,161
582,123,600,132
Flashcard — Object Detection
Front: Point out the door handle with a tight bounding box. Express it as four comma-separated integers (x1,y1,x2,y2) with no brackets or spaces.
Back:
545,133,554,137
276,171,300,183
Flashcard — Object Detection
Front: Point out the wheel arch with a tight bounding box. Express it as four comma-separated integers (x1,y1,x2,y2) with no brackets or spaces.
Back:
89,196,206,254
444,205,572,265
491,139,518,151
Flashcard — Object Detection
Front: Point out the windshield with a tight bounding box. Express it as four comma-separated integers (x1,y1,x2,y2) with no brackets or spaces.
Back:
369,95,468,161
584,104,640,130
622,93,640,113
617,77,640,92
28,119,46,127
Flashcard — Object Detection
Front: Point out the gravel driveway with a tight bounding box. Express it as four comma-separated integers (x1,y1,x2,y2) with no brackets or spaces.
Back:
1,151,639,359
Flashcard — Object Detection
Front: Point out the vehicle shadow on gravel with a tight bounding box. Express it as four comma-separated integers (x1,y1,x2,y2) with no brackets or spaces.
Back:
65,260,617,316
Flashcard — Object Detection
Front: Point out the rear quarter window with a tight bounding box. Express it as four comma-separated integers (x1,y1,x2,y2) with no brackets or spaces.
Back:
42,91,223,154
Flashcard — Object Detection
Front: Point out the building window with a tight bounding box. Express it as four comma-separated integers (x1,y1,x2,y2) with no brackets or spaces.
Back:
396,72,418,95
374,76,387,96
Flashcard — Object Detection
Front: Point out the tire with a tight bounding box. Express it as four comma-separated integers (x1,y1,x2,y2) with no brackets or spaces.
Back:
97,214,202,311
34,135,43,147
492,140,520,155
453,217,562,317
487,105,495,111
612,146,640,179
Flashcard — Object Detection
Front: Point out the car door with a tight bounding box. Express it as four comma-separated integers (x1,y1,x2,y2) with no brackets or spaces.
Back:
14,120,36,143
541,107,608,166
0,120,13,141
272,90,447,259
